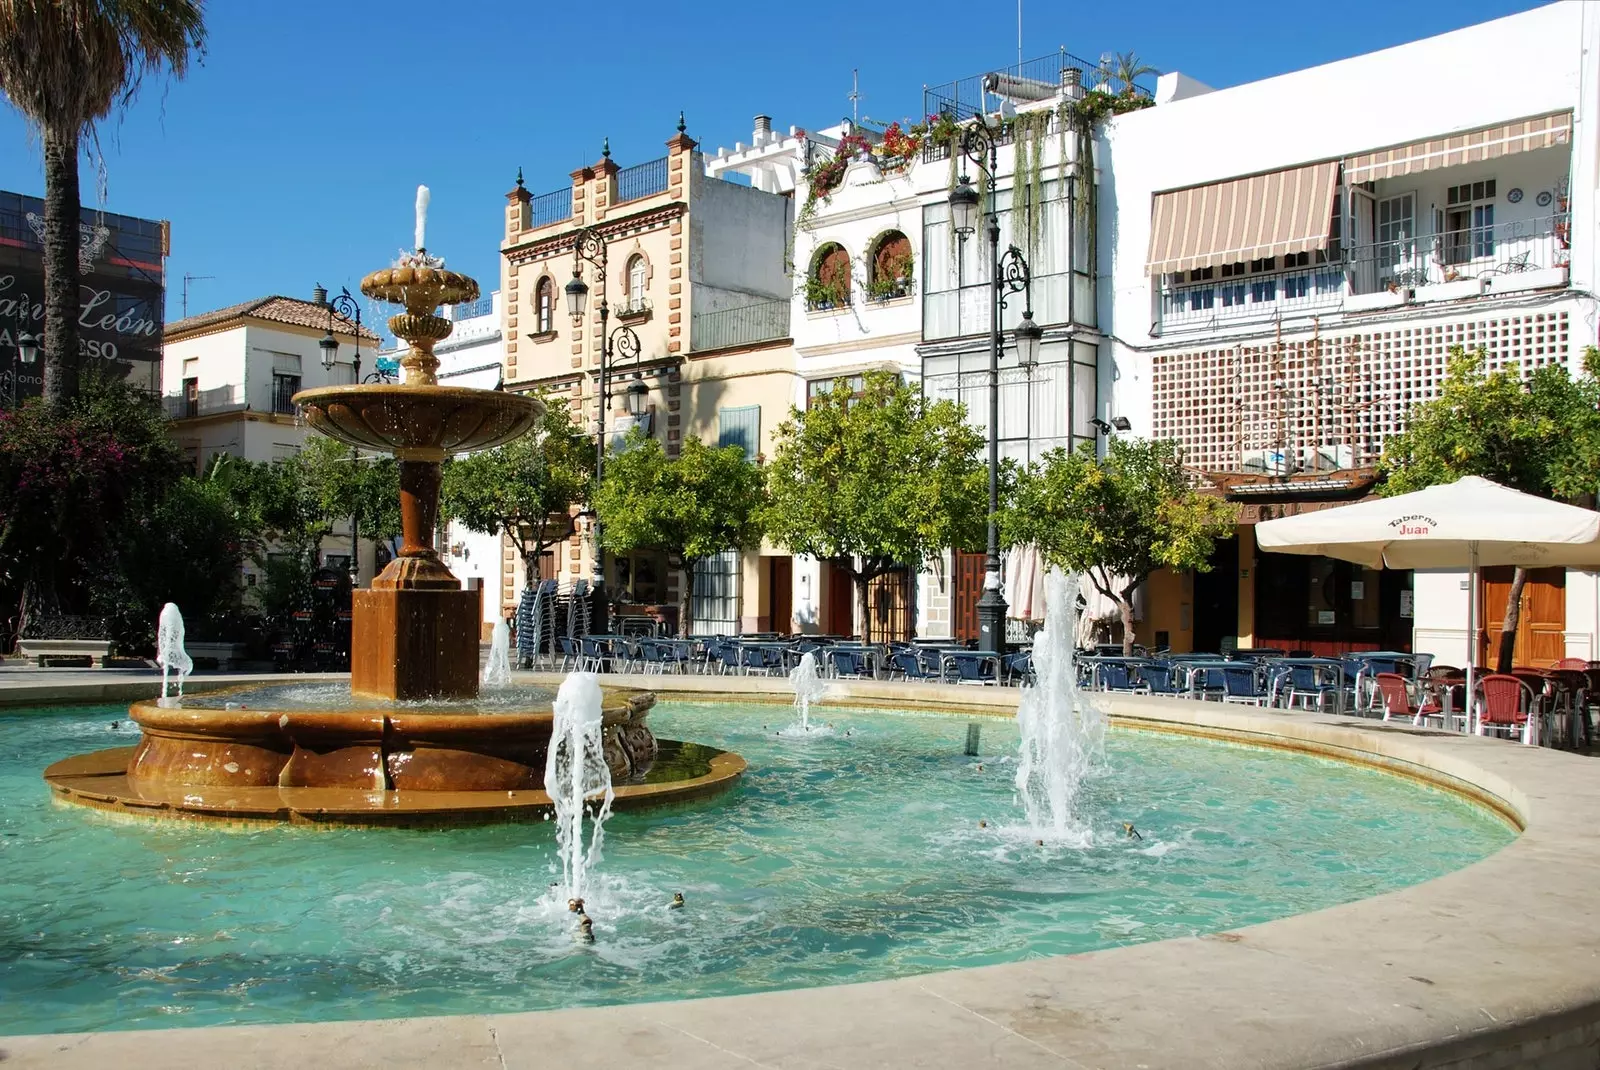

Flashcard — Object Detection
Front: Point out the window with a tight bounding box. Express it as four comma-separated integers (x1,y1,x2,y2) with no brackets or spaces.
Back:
1220,284,1246,306
806,374,870,408
1189,288,1214,311
1283,276,1309,299
690,550,740,635
1443,179,1496,264
867,231,913,300
271,373,300,415
182,376,198,417
626,255,647,310
1377,192,1415,257
536,277,553,333
1250,279,1277,303
1188,267,1215,282
808,242,852,309
717,405,760,460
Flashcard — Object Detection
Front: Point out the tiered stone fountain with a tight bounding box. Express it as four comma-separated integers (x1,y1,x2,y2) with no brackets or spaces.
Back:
43,214,745,826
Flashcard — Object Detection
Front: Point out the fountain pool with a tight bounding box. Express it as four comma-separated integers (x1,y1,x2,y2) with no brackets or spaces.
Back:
2,697,1512,1035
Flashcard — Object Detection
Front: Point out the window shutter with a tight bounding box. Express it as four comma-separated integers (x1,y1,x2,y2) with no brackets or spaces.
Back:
717,406,760,460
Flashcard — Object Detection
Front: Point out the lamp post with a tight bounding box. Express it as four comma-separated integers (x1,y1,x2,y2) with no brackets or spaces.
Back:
315,285,391,588
4,291,39,407
950,118,1041,657
565,225,643,635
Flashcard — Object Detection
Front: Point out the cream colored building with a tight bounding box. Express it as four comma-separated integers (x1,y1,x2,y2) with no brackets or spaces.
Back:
499,117,797,634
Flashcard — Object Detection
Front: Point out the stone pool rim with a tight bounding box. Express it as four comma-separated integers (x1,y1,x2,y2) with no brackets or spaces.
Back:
0,670,1593,1069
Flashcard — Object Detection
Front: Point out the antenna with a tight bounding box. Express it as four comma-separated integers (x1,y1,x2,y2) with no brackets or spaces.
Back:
181,273,215,319
1017,0,1023,75
848,68,861,125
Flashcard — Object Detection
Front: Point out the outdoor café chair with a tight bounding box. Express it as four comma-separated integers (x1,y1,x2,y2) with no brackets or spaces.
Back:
827,648,873,680
1476,673,1541,745
1375,671,1444,728
889,650,941,682
943,651,1000,686
1221,663,1268,705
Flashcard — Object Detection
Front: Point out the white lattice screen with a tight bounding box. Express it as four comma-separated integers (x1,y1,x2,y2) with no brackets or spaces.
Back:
1150,311,1574,472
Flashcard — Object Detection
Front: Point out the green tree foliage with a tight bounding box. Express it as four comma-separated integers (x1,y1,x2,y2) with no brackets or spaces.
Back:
1001,437,1236,654
764,371,988,639
594,430,765,635
442,397,592,586
1380,345,1600,671
0,0,206,404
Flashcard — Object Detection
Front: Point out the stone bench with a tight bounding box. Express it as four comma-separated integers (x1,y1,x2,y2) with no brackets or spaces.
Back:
17,638,113,667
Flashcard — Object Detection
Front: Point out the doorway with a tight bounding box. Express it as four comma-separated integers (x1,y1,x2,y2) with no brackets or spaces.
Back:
1480,566,1565,668
1192,536,1238,654
952,551,986,642
767,556,793,635
821,560,854,636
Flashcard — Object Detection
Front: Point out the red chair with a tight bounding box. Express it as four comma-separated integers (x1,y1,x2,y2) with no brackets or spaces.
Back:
1475,674,1539,745
1375,672,1443,728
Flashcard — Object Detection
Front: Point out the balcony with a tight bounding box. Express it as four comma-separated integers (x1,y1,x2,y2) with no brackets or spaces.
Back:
690,299,791,352
531,186,572,229
1154,213,1570,334
617,157,669,203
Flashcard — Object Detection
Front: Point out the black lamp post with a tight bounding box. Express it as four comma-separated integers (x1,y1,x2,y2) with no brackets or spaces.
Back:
5,291,38,407
566,225,643,634
314,285,390,588
950,118,1040,657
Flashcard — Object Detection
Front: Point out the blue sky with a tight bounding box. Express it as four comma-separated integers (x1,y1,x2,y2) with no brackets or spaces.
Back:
0,0,1548,326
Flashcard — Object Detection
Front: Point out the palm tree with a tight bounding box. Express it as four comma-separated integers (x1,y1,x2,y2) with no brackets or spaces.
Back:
1097,51,1158,98
0,0,206,406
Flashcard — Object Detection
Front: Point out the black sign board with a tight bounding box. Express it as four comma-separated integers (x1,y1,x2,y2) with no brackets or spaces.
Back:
0,190,167,401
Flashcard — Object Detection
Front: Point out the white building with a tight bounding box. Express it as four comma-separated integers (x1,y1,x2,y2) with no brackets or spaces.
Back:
1099,0,1600,663
162,293,381,583
709,54,1112,641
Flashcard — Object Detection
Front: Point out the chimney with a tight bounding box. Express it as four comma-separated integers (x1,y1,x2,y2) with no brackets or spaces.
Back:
1060,67,1085,101
312,285,328,307
754,114,773,144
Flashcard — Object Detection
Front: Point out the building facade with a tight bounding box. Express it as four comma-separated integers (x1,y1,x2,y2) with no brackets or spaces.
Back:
499,118,796,635
1101,1,1600,663
161,293,380,583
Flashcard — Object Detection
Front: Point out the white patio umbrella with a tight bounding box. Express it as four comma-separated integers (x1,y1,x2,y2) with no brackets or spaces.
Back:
1256,475,1600,731
1003,544,1046,623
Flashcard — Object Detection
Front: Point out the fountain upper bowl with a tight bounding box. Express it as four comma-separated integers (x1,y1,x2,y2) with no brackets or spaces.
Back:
293,384,545,459
362,266,479,310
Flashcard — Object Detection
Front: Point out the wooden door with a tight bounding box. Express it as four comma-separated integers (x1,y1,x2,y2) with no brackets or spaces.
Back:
822,560,854,637
953,552,986,642
768,556,793,635
1480,566,1566,668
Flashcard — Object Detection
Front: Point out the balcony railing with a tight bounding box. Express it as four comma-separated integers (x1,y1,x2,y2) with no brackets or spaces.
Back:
923,47,1149,125
1155,213,1570,333
450,295,494,320
531,186,572,228
691,299,791,352
617,157,669,203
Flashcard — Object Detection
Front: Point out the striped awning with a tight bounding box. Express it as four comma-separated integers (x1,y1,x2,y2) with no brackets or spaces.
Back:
1344,111,1571,184
1145,161,1339,276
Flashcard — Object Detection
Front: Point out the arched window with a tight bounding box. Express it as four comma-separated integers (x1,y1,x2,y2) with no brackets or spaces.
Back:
867,231,913,301
626,255,647,310
807,242,852,310
536,277,553,333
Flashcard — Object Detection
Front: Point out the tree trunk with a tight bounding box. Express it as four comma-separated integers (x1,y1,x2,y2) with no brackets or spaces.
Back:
41,129,82,407
1118,596,1137,656
678,556,698,638
855,573,872,643
1495,566,1528,674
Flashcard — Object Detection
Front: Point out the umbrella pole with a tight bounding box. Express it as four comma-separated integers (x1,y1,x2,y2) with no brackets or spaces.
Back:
1466,541,1478,735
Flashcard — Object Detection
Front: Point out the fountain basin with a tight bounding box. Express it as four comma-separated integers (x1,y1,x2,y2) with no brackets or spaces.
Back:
293,384,544,462
110,685,674,801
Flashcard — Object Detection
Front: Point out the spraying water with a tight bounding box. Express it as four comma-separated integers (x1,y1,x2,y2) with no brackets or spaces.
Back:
545,673,614,903
414,184,430,252
482,619,511,689
1014,569,1104,842
155,603,193,706
781,651,832,737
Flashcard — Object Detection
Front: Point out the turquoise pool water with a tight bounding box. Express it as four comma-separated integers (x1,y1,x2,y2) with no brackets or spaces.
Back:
0,700,1513,1035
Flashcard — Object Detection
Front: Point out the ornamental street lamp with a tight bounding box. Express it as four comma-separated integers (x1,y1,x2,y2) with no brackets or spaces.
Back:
950,116,1041,657
568,223,643,634
314,285,391,587
6,291,38,407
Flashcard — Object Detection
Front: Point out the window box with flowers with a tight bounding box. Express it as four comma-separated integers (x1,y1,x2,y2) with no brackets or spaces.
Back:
805,276,851,313
616,297,652,323
866,235,914,303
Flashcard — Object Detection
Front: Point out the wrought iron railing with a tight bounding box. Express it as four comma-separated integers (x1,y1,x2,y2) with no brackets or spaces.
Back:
690,299,791,352
617,157,669,203
450,295,494,320
271,375,300,415
923,47,1150,125
20,614,108,639
531,186,572,228
1154,213,1571,333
